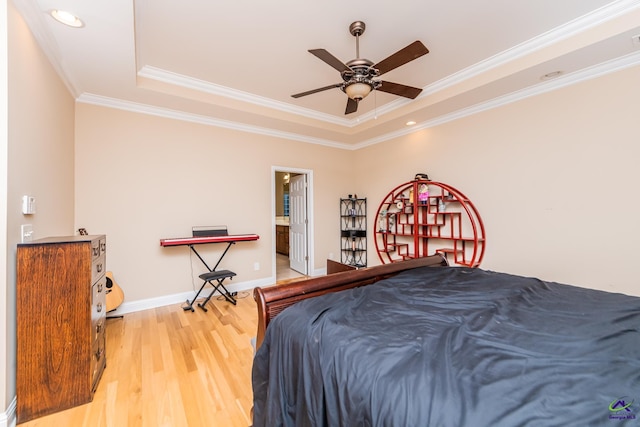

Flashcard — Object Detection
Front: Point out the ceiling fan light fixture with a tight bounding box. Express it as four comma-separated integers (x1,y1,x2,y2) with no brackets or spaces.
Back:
345,82,372,100
292,21,429,114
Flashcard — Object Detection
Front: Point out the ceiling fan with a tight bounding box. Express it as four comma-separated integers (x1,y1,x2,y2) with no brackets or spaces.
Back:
292,21,429,115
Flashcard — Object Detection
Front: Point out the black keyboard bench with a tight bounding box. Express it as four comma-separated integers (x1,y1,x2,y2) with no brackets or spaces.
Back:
182,269,237,312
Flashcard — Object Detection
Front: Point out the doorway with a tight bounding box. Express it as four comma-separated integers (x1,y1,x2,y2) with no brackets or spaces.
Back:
273,167,313,282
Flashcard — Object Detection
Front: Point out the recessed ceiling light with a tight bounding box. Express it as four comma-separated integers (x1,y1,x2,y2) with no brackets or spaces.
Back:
406,121,417,126
50,10,84,28
540,70,563,81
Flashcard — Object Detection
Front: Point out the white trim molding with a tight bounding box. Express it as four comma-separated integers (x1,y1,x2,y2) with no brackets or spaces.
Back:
0,397,16,427
107,277,274,316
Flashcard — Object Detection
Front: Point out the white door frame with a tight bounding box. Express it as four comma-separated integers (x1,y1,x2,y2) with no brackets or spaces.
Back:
271,166,314,280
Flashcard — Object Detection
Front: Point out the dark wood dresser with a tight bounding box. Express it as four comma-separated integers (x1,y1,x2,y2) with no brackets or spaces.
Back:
16,235,107,423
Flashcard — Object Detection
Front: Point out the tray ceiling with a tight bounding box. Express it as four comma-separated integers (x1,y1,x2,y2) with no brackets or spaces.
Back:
13,0,640,149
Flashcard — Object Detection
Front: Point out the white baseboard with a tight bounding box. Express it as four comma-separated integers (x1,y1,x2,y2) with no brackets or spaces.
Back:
105,266,327,316
0,397,16,427
313,267,327,277
107,276,276,316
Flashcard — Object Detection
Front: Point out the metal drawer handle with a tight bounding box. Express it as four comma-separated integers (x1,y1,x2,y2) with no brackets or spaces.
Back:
97,302,103,313
96,263,103,273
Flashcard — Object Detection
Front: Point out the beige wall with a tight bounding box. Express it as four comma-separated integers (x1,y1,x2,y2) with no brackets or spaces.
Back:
1,0,8,415
355,65,640,296
74,64,640,304
74,104,356,302
3,0,76,418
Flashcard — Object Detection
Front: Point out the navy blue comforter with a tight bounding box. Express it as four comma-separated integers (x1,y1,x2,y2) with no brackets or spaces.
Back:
252,266,640,426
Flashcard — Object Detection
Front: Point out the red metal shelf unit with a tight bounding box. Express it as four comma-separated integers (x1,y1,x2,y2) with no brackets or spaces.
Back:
374,180,485,267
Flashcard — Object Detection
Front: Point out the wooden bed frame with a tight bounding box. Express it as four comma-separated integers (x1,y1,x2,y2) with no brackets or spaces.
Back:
253,255,448,349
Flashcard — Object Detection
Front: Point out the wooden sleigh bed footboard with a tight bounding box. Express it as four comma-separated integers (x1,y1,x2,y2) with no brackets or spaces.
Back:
253,254,448,349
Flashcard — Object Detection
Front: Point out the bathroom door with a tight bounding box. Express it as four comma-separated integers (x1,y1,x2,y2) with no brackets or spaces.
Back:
289,174,308,274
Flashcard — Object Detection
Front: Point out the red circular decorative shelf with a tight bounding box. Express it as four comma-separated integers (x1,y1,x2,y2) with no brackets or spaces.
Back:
374,180,485,267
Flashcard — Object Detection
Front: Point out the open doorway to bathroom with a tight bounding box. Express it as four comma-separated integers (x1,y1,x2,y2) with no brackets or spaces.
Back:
273,167,313,282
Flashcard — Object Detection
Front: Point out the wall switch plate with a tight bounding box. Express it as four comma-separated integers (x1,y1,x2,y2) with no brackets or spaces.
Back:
254,262,260,271
21,224,33,243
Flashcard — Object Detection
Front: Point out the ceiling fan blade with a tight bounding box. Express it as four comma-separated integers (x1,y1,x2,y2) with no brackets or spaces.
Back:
292,83,342,98
377,81,423,99
373,41,429,76
308,49,352,73
345,98,358,114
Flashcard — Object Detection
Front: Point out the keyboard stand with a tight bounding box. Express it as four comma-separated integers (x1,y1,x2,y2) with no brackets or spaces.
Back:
159,230,259,312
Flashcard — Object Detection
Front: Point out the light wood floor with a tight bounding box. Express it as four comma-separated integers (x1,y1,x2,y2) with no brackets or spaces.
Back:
19,292,258,427
275,253,305,281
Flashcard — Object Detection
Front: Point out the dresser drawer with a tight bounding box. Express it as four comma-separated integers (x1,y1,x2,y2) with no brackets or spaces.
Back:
99,237,106,256
91,239,100,259
91,237,107,259
92,276,107,338
91,336,106,390
92,276,107,322
92,277,107,353
92,254,106,284
91,278,107,389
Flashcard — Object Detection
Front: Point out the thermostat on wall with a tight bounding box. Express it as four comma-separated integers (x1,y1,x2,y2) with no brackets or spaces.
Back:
22,195,36,215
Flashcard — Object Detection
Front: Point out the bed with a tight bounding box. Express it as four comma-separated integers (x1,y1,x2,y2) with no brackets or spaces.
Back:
252,255,640,426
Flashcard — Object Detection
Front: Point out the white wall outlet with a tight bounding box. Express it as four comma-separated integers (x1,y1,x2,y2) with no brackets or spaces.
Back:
21,224,33,243
254,262,260,271
21,195,36,214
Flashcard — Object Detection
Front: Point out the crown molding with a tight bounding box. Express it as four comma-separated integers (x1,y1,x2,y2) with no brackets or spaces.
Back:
138,65,353,127
354,49,640,149
20,0,638,150
13,0,640,126
414,0,640,100
136,0,640,127
79,50,640,152
77,93,352,149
